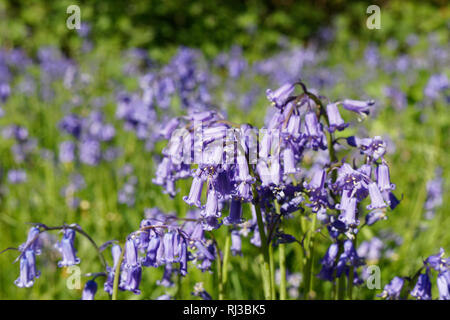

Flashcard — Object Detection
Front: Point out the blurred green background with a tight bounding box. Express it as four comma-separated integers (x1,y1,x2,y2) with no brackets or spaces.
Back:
0,0,448,300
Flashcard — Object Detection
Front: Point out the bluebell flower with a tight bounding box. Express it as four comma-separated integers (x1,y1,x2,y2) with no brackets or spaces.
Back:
266,83,295,108
378,276,404,300
377,162,395,192
2,125,29,142
59,114,83,139
256,160,272,187
318,243,339,282
358,164,372,179
119,237,142,294
191,282,212,300
384,87,407,110
230,230,242,256
21,227,42,255
283,146,298,175
424,74,449,100
77,22,91,38
223,199,244,225
119,264,142,295
347,136,386,161
333,163,370,201
336,240,364,278
156,294,173,300
104,244,122,295
366,182,386,210
15,249,40,288
304,112,326,150
179,237,188,276
364,45,380,68
365,209,387,226
160,118,180,139
425,248,448,273
7,169,27,184
410,271,432,300
338,195,359,227
424,169,443,220
250,225,261,247
56,229,81,267
357,237,383,263
82,280,97,300
235,181,253,202
437,271,450,300
142,234,161,267
284,114,301,139
341,99,374,117
258,130,273,160
136,219,152,252
157,264,175,287
79,139,101,166
0,82,10,103
183,175,204,208
59,141,75,163
326,103,348,132
202,188,220,219
274,232,297,245
194,240,216,272
227,45,247,78
303,169,328,212
118,181,137,207
163,231,177,263
382,191,401,210
316,207,329,223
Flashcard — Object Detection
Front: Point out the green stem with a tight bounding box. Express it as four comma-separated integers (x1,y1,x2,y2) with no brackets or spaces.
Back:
210,232,224,300
303,214,317,299
308,240,316,299
246,153,273,300
221,234,231,298
269,244,276,299
279,243,287,300
252,199,272,299
111,244,125,300
217,258,224,300
332,281,337,300
338,273,346,300
240,128,279,299
176,271,183,300
347,267,354,300
347,234,357,300
259,254,272,299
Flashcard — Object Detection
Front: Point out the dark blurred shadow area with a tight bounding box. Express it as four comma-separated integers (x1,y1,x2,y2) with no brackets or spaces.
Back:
1,0,448,57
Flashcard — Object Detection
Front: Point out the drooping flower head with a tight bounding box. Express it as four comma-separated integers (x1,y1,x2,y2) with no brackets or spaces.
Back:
82,280,97,300
378,276,404,300
56,228,81,267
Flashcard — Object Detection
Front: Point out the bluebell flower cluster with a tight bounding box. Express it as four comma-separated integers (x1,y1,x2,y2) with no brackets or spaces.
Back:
150,81,402,289
2,125,37,169
379,248,450,300
58,110,116,166
423,168,443,220
117,165,138,207
14,227,42,288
